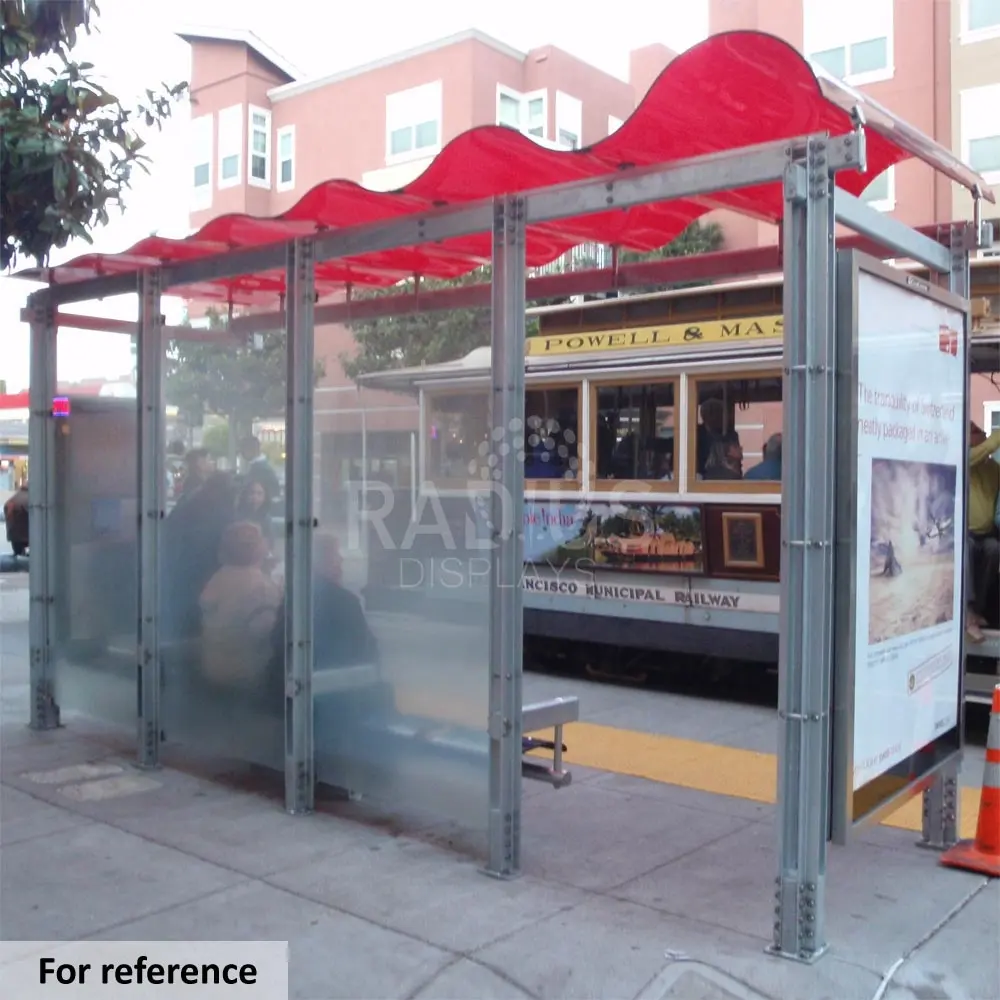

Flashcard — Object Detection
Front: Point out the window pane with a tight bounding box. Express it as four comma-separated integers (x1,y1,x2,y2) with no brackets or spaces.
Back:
693,377,783,483
390,127,412,155
414,119,438,149
193,162,209,188
279,131,293,158
811,46,846,78
849,36,888,75
527,97,544,130
524,388,579,480
970,135,1000,174
221,154,238,180
280,159,292,184
595,382,675,481
558,129,579,149
969,0,1000,31
527,125,544,138
252,112,267,128
251,154,267,180
499,93,520,128
862,170,889,204
252,131,267,154
426,393,489,481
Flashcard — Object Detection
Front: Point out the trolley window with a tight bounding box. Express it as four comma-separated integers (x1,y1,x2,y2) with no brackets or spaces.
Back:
592,379,677,491
688,372,782,491
524,385,580,487
425,390,489,485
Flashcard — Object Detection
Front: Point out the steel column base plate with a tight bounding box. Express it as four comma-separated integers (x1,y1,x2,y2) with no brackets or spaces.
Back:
478,867,522,882
765,942,829,964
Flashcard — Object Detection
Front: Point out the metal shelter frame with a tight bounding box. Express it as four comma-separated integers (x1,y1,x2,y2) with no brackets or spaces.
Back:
24,125,993,964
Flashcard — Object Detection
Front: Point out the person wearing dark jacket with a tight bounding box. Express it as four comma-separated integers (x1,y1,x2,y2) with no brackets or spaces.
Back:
239,436,281,513
161,472,237,640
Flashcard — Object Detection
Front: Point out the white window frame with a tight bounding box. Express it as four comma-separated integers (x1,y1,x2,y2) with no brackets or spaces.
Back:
247,104,271,189
385,81,442,166
608,115,624,135
217,104,243,189
190,114,213,210
962,84,1000,185
276,124,295,193
803,0,894,86
984,401,1000,434
495,85,548,141
860,165,895,212
555,91,583,150
961,0,1000,44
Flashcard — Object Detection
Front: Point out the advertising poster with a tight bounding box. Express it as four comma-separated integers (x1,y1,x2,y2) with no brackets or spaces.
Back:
851,270,965,792
523,500,704,575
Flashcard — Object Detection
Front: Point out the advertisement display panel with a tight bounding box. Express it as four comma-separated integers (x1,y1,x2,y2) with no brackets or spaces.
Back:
833,252,968,838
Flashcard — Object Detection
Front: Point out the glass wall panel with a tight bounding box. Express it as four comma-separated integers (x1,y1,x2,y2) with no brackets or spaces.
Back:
321,302,492,831
159,313,287,770
50,319,139,733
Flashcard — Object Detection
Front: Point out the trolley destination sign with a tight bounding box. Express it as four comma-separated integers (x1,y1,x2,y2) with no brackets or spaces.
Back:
526,314,783,356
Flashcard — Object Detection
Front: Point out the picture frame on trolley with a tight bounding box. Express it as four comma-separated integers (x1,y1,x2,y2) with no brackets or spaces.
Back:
720,510,765,570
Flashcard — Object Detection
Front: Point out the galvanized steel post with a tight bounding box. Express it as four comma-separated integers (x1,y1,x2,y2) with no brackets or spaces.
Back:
485,195,527,878
918,220,978,850
771,136,837,963
137,270,165,767
284,238,316,814
27,294,59,730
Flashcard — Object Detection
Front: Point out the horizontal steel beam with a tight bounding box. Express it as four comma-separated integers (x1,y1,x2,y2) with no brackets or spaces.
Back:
523,134,861,225
834,190,952,272
46,217,973,337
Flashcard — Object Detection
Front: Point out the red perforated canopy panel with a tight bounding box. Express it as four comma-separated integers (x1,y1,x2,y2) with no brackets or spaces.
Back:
14,30,990,305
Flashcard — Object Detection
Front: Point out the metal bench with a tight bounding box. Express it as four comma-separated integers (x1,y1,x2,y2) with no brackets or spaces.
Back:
522,696,579,789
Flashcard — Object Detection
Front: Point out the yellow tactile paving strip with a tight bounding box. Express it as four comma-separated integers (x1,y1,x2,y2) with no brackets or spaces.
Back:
392,691,981,839
542,722,981,840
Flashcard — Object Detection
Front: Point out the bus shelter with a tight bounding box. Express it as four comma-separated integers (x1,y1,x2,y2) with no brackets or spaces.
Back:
14,31,995,964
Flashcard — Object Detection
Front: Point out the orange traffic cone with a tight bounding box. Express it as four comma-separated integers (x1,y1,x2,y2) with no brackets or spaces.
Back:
940,684,1000,877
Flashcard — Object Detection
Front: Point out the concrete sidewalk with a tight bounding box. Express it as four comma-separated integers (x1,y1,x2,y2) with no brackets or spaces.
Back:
1,581,998,999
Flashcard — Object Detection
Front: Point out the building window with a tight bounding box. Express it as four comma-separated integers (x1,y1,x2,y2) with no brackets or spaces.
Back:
217,104,242,188
608,115,624,136
804,0,893,84
962,85,1000,183
190,114,212,209
593,380,676,489
496,86,546,140
985,401,1000,434
689,374,783,490
277,125,295,191
386,81,442,163
248,105,271,187
555,91,582,150
962,0,1000,41
860,166,895,212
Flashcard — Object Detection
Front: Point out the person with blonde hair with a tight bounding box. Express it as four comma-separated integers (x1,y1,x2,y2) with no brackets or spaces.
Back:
199,520,282,690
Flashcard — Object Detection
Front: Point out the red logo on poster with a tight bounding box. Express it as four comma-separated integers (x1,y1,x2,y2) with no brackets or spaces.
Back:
938,325,958,357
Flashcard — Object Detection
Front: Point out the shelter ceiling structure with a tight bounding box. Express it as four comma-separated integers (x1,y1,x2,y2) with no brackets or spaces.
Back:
14,31,993,308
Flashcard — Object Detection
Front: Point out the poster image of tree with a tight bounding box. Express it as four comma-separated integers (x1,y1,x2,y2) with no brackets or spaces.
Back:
868,458,957,645
525,502,703,574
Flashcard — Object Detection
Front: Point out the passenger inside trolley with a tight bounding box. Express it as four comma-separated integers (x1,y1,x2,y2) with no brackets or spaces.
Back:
967,419,1000,644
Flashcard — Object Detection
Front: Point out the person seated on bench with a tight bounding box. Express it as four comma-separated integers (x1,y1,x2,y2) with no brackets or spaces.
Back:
269,532,379,672
199,520,282,691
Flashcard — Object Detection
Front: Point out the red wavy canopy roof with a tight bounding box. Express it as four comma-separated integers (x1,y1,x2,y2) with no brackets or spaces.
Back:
15,30,987,305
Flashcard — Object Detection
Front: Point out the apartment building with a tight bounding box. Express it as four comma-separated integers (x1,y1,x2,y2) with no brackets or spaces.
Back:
181,27,636,225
